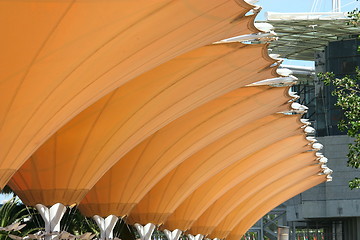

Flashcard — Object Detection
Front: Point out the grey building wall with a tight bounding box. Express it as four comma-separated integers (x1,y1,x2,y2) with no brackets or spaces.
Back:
286,135,360,221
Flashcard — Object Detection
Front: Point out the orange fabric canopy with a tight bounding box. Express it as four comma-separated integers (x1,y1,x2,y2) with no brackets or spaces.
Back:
164,135,312,231
226,175,326,240
209,166,324,239
9,42,275,206
2,1,329,238
188,152,318,235
127,114,307,225
0,0,255,189
79,85,289,217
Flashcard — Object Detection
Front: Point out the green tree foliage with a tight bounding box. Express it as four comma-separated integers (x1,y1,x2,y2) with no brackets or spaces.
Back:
318,9,359,188
60,208,99,236
0,198,41,240
319,70,360,189
0,187,14,196
348,7,360,32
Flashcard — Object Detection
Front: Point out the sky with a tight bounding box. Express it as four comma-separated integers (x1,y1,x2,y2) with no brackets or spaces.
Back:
256,0,360,67
0,0,359,203
257,0,359,18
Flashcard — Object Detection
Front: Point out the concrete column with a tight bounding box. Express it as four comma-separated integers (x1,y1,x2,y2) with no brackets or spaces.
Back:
277,226,289,240
35,203,67,240
163,229,182,240
134,223,156,240
93,215,119,240
187,234,203,240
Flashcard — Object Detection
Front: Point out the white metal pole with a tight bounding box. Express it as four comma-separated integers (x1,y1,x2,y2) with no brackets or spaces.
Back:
332,0,341,12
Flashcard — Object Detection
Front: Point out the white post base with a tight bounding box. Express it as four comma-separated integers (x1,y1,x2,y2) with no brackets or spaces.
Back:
134,223,156,240
163,229,182,240
35,203,67,240
93,215,119,240
187,234,204,240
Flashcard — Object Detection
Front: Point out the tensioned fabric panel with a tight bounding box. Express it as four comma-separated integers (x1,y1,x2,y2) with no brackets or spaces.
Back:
0,0,255,189
209,166,323,239
9,43,274,206
1,1,328,238
164,135,311,231
226,175,326,240
187,152,317,235
127,114,305,225
79,85,289,217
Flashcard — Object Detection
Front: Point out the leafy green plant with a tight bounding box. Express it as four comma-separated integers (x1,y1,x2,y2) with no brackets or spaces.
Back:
317,6,360,189
61,208,99,236
348,8,360,30
0,198,41,240
319,68,360,189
